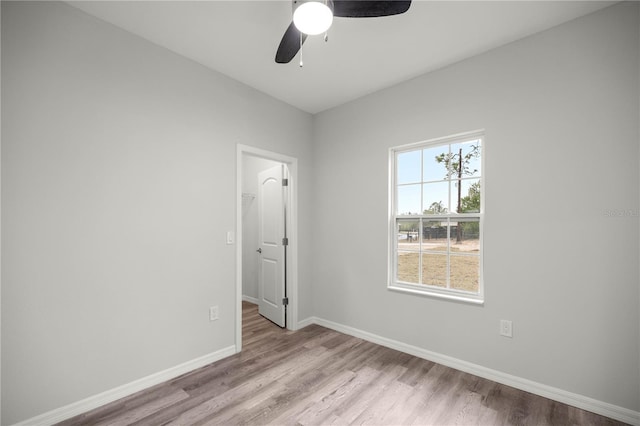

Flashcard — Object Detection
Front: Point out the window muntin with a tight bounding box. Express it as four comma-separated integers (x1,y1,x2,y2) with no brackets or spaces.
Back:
389,132,483,303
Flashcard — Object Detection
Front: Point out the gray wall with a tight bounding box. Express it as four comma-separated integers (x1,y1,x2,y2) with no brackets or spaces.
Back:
311,2,639,412
1,2,313,424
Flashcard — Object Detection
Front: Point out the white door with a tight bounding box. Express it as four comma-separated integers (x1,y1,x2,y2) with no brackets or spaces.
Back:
257,164,287,327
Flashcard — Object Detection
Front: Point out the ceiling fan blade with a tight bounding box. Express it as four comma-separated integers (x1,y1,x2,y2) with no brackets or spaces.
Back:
275,22,308,64
333,1,411,18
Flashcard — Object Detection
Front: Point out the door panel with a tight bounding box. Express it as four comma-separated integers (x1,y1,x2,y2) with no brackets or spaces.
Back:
257,165,287,327
261,258,278,306
262,177,280,245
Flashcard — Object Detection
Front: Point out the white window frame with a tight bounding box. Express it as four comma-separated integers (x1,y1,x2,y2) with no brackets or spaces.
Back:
388,130,484,305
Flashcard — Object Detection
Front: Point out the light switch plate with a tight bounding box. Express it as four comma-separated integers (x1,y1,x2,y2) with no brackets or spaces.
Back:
500,320,513,338
210,306,219,321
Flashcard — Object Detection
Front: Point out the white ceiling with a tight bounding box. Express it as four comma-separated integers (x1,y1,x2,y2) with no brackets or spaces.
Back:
68,1,615,114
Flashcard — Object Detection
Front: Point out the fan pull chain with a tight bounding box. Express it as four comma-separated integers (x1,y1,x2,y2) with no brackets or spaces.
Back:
299,32,304,67
324,0,329,42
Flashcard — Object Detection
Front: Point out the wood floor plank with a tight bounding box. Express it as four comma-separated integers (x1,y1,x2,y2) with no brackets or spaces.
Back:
354,376,415,425
58,302,628,426
170,347,329,426
286,365,378,424
95,389,190,426
399,364,453,425
331,363,408,425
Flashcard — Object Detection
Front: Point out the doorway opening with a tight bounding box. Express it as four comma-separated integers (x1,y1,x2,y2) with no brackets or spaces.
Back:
235,145,298,353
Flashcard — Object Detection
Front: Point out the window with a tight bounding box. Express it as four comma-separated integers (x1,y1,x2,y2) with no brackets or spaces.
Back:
389,131,484,304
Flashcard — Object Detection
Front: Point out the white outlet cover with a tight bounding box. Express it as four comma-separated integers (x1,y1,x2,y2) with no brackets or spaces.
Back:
500,320,513,338
210,306,219,321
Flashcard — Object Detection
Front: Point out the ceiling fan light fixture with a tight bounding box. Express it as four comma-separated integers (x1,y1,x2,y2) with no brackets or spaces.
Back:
293,1,333,36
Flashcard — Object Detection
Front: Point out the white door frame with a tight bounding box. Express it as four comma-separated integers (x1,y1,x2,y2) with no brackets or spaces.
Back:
235,144,299,353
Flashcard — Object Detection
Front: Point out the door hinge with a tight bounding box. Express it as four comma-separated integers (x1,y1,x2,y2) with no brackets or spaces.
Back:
282,237,288,246
282,178,289,187
282,297,289,306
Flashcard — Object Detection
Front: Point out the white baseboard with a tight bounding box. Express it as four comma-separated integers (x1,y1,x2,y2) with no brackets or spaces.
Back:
242,295,259,304
12,345,236,426
309,316,640,426
296,316,316,329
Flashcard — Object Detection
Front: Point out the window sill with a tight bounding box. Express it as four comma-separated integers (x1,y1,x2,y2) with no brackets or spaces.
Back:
388,283,484,306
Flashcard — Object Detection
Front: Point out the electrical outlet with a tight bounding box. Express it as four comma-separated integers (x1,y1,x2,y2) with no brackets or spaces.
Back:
500,320,513,338
209,306,219,321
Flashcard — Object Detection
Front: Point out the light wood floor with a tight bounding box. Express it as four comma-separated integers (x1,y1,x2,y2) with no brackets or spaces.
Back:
58,302,624,425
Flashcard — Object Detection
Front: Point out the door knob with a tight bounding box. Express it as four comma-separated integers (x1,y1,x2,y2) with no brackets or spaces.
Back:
256,248,262,253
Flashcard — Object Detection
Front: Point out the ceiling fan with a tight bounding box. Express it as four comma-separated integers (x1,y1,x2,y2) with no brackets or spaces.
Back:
275,0,412,65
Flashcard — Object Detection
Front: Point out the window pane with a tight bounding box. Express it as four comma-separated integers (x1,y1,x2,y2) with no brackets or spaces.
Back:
450,254,479,292
422,220,448,252
397,184,421,215
397,150,421,184
397,219,420,251
423,145,449,182
397,251,420,284
422,181,449,214
457,179,481,213
422,253,447,287
451,217,480,252
450,139,481,178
